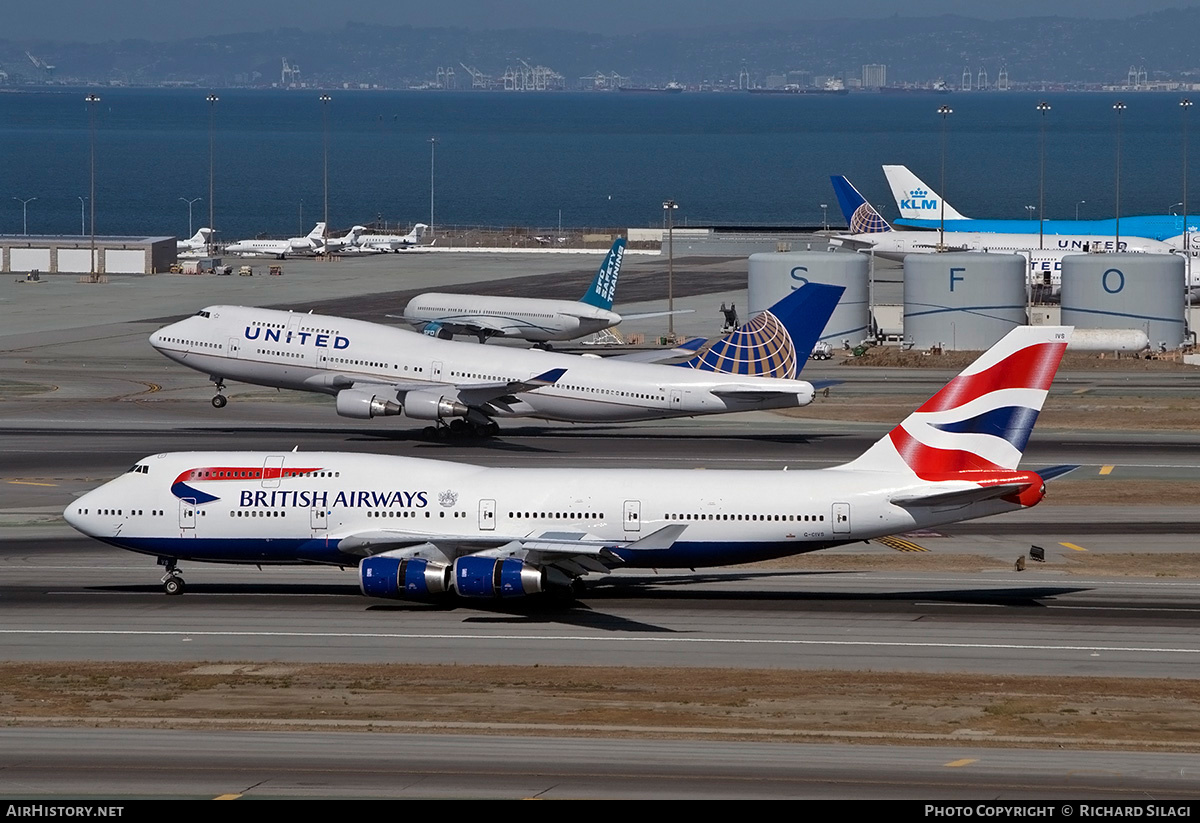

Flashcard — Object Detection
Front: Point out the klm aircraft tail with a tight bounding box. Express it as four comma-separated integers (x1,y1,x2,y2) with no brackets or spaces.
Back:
830,176,892,234
882,165,968,221
679,282,844,378
579,237,627,310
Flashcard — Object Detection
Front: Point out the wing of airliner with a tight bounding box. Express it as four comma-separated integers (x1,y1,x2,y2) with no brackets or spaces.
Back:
339,524,688,579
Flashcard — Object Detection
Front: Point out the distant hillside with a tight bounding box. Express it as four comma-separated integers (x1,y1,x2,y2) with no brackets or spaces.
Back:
3,9,1199,88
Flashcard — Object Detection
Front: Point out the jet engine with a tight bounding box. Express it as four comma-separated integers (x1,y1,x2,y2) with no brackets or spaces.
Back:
335,389,402,419
359,556,452,600
453,556,545,599
403,390,469,421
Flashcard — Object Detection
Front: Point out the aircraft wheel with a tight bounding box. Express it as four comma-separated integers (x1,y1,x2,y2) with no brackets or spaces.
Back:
448,418,467,435
164,576,185,596
211,394,228,409
484,421,500,437
422,426,439,441
437,328,453,340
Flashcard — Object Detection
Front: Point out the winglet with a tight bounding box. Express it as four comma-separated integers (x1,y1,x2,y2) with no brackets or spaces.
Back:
579,238,627,310
620,524,687,551
529,368,566,386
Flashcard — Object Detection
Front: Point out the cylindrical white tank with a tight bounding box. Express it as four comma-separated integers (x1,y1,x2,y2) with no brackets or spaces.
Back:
1067,329,1150,352
903,253,1027,350
1060,254,1186,350
747,252,869,346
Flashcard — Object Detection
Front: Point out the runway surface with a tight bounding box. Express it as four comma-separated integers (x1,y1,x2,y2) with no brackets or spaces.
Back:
4,252,1200,799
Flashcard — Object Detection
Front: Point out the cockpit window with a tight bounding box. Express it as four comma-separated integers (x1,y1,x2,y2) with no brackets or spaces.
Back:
196,310,211,318
126,464,149,474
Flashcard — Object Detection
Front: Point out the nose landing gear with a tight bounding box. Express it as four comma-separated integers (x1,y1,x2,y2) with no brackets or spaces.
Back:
211,378,227,408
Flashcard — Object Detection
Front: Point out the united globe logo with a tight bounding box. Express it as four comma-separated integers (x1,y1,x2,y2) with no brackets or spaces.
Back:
688,310,797,378
850,203,889,234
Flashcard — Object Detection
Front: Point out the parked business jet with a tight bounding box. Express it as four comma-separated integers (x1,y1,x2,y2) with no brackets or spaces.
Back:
68,325,1075,597
315,225,366,255
224,223,326,259
828,176,1179,295
148,283,843,438
884,164,1195,242
403,238,685,344
177,228,213,254
356,223,428,252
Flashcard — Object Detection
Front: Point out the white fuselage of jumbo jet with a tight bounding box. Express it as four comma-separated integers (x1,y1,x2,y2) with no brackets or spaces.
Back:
403,293,622,343
150,305,816,423
833,229,1175,261
64,450,1038,572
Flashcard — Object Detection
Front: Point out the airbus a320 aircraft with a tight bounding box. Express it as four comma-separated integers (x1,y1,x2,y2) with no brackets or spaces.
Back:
149,282,844,438
402,238,687,344
66,325,1075,597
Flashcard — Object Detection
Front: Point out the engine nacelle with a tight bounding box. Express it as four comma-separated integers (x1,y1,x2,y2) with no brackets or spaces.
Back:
359,556,452,600
336,389,401,419
404,390,469,421
453,556,545,599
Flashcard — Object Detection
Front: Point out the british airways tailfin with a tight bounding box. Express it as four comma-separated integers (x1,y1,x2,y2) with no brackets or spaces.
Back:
579,237,627,310
830,176,892,234
883,165,968,221
843,325,1071,478
679,282,844,378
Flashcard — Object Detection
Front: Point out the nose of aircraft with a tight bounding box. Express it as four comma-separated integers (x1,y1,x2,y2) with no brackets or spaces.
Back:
63,490,97,535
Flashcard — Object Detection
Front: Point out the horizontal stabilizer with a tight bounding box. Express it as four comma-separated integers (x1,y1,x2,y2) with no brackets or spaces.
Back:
709,384,812,400
1036,464,1080,482
890,482,1030,508
613,308,696,321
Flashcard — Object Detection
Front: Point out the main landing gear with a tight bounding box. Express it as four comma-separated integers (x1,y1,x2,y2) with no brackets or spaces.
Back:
421,418,501,441
158,557,186,595
211,378,227,408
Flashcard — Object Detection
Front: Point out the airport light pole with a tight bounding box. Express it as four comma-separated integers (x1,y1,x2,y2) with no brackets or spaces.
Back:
206,93,218,254
429,137,437,238
13,197,36,236
1182,98,1193,311
663,199,679,339
320,94,331,246
820,203,828,232
1113,100,1127,251
1025,205,1036,220
937,104,953,250
1037,100,1050,250
179,196,201,237
1076,199,1086,220
86,93,100,279
77,196,86,236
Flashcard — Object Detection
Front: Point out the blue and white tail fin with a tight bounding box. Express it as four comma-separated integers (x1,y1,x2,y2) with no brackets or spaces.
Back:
843,325,1071,478
830,176,892,234
579,237,627,310
882,165,968,221
678,283,844,378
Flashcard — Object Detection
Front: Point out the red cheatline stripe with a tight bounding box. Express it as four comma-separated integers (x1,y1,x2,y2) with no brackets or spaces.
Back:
172,466,323,484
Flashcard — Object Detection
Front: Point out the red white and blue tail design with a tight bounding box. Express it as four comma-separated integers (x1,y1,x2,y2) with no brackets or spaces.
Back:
844,326,1071,479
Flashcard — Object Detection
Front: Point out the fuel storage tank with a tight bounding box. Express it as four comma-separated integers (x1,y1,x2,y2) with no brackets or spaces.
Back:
1059,253,1185,350
903,253,1027,350
747,252,869,346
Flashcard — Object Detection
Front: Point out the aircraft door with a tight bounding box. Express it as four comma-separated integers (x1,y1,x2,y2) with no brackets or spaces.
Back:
431,361,443,380
179,498,197,536
262,455,284,488
670,390,683,409
479,499,496,531
311,506,328,531
623,500,641,533
227,338,241,359
832,502,850,534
